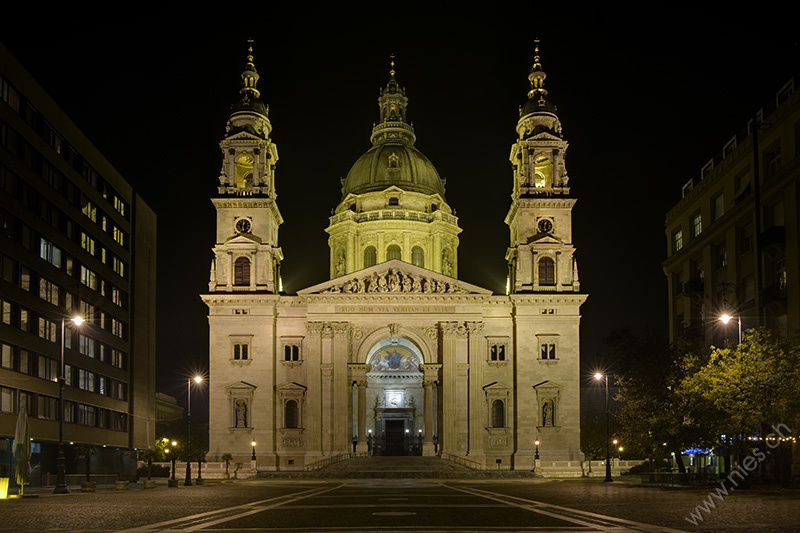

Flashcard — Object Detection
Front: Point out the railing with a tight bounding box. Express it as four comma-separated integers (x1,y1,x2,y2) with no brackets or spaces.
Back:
303,453,355,471
440,452,482,470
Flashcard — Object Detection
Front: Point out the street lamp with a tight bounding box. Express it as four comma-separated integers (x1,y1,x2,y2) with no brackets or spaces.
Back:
594,372,613,482
55,315,84,494
167,440,178,487
251,441,257,461
534,439,540,460
185,375,203,486
719,313,742,344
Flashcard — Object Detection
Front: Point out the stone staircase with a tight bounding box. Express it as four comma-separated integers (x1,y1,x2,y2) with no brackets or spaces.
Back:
255,456,537,479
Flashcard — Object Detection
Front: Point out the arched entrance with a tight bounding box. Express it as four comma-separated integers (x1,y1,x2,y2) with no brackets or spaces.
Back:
358,338,429,455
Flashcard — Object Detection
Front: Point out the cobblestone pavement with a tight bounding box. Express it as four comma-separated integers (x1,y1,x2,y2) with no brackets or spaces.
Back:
0,477,798,532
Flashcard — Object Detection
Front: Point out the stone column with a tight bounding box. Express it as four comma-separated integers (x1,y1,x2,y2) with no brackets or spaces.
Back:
440,322,467,454
466,321,485,462
305,322,323,459
419,363,441,456
332,322,349,452
320,323,334,454
348,363,371,454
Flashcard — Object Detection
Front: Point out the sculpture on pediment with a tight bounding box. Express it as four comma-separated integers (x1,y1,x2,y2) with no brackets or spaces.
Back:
402,273,413,292
368,272,380,292
377,272,388,292
388,270,400,292
352,276,364,293
412,275,422,292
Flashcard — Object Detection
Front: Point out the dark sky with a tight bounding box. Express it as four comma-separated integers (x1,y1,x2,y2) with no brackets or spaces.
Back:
3,15,799,418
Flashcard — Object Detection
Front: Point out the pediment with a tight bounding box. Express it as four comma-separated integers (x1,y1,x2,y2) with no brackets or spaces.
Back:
276,381,308,393
226,381,257,392
223,233,262,245
482,381,512,392
528,234,564,245
224,130,264,143
297,259,492,295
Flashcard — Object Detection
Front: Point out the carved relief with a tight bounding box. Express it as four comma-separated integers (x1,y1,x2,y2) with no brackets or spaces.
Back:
388,323,400,337
323,268,469,294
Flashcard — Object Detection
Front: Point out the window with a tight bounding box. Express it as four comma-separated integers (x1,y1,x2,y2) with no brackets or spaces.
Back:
112,256,125,277
233,343,249,360
19,349,31,374
39,277,59,305
284,344,300,361
111,349,125,369
38,355,58,381
364,246,377,268
691,213,702,238
739,223,753,253
111,318,124,338
81,199,97,222
672,230,683,252
233,257,250,286
110,411,127,431
538,256,555,285
715,242,727,269
541,343,556,359
113,195,126,217
80,266,98,290
79,335,96,358
38,395,58,420
38,316,57,342
491,400,505,428
388,197,399,206
81,232,95,255
764,143,781,179
489,344,506,361
387,244,401,261
1,342,13,369
112,226,125,247
1,298,11,325
78,404,96,426
0,386,14,413
78,369,95,392
411,246,424,267
712,193,725,222
284,400,299,428
63,400,75,423
40,238,62,268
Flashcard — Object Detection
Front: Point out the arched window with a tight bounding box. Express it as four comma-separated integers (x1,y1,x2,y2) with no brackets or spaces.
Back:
534,156,552,188
387,244,401,261
411,246,424,267
235,154,254,188
234,257,251,286
491,399,505,428
364,246,377,268
284,400,299,428
538,257,555,286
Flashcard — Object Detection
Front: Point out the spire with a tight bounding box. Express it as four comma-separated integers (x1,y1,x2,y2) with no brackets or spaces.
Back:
371,54,416,146
240,40,261,100
517,40,561,138
527,39,548,102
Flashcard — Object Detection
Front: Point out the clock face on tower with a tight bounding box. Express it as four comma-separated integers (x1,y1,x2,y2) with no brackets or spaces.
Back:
538,218,553,234
235,218,252,234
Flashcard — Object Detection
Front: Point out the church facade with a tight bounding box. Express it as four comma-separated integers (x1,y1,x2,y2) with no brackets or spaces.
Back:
202,46,587,472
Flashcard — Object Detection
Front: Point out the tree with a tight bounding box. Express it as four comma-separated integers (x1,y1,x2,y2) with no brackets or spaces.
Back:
605,328,716,472
681,328,800,475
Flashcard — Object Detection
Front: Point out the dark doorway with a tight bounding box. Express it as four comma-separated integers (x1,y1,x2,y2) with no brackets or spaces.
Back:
384,420,406,456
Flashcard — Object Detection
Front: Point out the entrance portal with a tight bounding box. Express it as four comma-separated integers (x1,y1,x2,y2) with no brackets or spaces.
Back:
384,419,406,456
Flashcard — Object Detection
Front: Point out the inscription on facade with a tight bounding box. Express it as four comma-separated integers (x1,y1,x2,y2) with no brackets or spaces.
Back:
336,305,455,313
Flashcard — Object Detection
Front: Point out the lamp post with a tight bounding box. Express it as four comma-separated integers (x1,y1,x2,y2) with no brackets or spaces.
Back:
167,440,178,487
185,376,203,486
594,372,613,482
719,314,742,344
55,315,83,494
251,441,256,461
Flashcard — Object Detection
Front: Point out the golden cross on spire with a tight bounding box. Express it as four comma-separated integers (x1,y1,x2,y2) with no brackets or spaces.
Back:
533,39,541,70
247,39,254,63
389,54,396,78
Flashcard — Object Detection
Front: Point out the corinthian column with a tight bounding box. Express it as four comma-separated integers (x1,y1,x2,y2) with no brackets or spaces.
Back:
348,363,371,454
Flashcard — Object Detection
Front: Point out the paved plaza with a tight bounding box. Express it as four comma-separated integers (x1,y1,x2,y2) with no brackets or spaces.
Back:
1,458,799,532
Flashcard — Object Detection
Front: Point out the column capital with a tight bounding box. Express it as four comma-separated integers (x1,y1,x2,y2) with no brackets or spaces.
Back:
440,321,467,338
306,321,324,336
465,321,484,336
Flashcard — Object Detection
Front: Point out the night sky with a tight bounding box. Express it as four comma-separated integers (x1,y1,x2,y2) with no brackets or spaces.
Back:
3,15,799,420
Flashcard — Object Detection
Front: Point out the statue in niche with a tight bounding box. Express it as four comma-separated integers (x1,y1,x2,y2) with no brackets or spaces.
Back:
442,249,453,277
335,249,346,277
235,399,248,428
388,270,400,292
542,400,554,427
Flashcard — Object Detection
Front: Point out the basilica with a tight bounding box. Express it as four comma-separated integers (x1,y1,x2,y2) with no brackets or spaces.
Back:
202,44,587,473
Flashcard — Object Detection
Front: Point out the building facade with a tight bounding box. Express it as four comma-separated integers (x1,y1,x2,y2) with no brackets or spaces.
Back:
0,44,157,479
664,75,800,344
204,46,586,472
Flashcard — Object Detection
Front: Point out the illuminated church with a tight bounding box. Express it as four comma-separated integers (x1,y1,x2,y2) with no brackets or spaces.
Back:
202,45,587,473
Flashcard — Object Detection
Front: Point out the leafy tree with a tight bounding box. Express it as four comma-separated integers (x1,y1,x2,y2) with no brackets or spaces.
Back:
681,327,800,474
605,328,715,472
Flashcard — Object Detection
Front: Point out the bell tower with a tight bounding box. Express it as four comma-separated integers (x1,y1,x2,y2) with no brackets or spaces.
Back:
505,42,579,294
209,43,283,293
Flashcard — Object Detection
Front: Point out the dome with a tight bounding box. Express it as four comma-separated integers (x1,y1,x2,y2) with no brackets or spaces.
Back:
342,143,445,197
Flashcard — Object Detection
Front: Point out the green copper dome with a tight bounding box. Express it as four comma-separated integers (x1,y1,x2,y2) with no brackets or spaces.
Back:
341,63,446,198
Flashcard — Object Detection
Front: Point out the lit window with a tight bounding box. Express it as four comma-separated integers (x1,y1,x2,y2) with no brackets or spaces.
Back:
673,230,683,252
38,317,57,342
82,199,97,222
40,238,62,267
81,232,95,255
39,278,59,305
112,226,125,247
80,266,98,290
